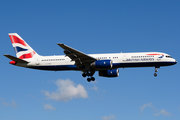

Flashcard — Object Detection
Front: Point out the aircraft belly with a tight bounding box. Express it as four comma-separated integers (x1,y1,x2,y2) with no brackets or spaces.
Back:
113,61,176,68
27,64,78,71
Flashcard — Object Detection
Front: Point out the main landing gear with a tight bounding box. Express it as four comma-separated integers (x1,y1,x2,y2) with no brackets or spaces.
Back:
154,67,159,77
87,77,95,82
82,71,95,82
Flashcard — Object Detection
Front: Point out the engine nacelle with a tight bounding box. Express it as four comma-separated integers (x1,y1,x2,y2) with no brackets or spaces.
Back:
99,69,119,77
91,60,112,69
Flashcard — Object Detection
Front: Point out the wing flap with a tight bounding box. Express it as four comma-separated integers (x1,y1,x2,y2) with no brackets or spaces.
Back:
4,54,29,63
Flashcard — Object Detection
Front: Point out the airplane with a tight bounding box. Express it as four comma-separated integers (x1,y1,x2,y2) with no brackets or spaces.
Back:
4,33,177,82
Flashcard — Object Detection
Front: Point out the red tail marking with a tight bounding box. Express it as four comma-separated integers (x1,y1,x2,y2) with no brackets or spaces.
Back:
19,51,36,59
9,35,28,47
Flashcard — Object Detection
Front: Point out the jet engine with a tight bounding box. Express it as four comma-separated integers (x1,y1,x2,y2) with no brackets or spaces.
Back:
91,60,112,69
99,69,119,77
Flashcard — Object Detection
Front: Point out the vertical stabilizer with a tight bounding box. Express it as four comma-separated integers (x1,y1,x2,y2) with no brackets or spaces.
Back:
9,33,39,59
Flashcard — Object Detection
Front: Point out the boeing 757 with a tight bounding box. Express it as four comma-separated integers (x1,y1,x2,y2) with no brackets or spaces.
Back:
4,33,177,82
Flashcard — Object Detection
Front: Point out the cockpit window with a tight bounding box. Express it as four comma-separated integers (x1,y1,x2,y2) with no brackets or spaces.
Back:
166,56,172,58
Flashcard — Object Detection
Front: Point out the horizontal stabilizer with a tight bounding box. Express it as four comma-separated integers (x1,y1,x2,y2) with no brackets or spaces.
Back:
4,54,29,63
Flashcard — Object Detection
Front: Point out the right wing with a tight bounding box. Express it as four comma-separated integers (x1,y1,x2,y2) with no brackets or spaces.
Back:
57,43,97,68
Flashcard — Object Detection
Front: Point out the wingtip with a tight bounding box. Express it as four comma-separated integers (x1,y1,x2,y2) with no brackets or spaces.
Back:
3,54,8,57
57,43,64,46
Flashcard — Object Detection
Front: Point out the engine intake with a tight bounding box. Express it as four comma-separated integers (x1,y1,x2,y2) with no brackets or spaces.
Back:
99,69,119,77
91,60,112,69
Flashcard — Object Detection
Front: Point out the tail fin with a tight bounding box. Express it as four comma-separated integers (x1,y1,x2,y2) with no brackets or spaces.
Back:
9,33,39,59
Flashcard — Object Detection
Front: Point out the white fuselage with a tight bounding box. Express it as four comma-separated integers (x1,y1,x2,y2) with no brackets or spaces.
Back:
16,52,177,71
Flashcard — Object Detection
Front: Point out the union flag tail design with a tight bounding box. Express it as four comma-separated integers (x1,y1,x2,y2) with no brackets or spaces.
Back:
9,33,38,59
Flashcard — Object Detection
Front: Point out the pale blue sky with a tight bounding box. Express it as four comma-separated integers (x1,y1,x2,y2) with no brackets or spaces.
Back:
1,0,180,120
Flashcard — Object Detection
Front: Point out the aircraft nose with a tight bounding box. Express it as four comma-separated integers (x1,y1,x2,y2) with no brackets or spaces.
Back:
173,58,177,64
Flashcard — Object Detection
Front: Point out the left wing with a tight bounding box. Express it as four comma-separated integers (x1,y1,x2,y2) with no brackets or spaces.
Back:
57,43,97,68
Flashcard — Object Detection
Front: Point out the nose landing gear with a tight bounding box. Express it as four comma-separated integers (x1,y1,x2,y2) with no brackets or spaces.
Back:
154,67,159,77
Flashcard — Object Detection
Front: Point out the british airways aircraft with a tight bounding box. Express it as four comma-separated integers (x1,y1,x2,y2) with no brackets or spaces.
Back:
4,33,177,82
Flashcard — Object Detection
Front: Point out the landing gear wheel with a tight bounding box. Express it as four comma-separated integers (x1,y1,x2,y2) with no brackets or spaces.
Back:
87,78,91,82
91,77,95,81
154,73,157,77
82,73,86,77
